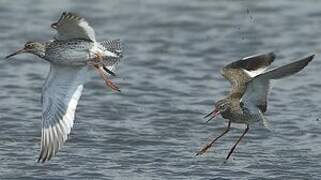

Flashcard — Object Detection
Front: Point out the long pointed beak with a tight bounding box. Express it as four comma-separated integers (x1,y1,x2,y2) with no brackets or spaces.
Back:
204,108,220,123
5,48,26,59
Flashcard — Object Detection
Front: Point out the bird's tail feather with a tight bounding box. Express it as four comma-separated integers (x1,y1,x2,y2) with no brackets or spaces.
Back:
99,39,123,67
101,39,122,57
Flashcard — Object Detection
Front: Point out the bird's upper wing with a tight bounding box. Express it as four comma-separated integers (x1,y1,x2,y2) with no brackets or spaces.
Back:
221,52,275,98
39,64,90,162
51,12,96,42
241,55,314,113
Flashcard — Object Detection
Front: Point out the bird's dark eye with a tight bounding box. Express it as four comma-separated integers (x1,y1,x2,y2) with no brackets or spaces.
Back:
25,43,34,48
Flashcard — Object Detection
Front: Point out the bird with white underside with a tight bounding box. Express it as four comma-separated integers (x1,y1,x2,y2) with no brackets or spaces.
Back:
6,12,123,162
196,52,314,160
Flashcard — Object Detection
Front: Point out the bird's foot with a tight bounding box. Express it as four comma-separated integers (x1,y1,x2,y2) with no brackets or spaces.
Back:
93,65,121,92
196,143,213,156
104,77,121,92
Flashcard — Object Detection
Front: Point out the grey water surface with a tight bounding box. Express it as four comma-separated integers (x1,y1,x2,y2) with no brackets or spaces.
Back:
1,0,321,179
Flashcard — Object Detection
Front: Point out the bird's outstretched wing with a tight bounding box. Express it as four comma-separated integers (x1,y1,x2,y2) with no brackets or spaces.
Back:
51,12,96,42
39,64,89,162
241,55,314,113
221,52,275,98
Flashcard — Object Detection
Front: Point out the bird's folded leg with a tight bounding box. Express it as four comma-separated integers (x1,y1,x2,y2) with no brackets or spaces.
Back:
89,52,117,76
88,51,104,65
92,64,121,92
89,52,120,92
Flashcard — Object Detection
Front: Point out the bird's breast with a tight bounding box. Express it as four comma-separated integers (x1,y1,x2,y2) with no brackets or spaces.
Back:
45,40,94,65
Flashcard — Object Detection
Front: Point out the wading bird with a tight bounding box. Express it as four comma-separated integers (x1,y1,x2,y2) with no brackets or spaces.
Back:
196,52,314,160
6,12,123,162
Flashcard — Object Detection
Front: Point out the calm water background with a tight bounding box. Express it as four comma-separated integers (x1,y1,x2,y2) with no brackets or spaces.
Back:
1,0,321,179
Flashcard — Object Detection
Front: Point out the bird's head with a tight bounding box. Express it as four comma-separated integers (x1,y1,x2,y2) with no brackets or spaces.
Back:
204,99,231,122
6,41,45,59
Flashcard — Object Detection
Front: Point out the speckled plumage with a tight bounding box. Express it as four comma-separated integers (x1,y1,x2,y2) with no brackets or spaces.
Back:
197,53,313,160
44,39,93,65
6,12,123,163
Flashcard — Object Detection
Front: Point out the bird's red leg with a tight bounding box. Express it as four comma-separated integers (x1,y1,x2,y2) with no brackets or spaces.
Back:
225,124,249,160
90,52,120,92
93,65,120,92
196,120,231,156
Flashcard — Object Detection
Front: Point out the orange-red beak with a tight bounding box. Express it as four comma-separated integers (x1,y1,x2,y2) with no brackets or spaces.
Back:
5,48,26,59
204,108,220,123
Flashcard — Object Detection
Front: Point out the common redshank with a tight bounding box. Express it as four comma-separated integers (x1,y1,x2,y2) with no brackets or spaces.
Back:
6,12,123,162
196,52,314,160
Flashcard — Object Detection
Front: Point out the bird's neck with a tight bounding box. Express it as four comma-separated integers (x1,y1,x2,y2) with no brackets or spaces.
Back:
220,98,237,119
33,44,46,58
34,51,45,59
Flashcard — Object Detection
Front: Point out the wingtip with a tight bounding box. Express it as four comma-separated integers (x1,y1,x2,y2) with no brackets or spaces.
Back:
263,53,315,80
37,156,46,163
268,52,276,62
37,152,49,163
306,54,315,62
298,54,315,65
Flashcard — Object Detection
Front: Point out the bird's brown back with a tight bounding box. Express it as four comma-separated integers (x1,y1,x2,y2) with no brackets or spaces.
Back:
220,52,275,99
